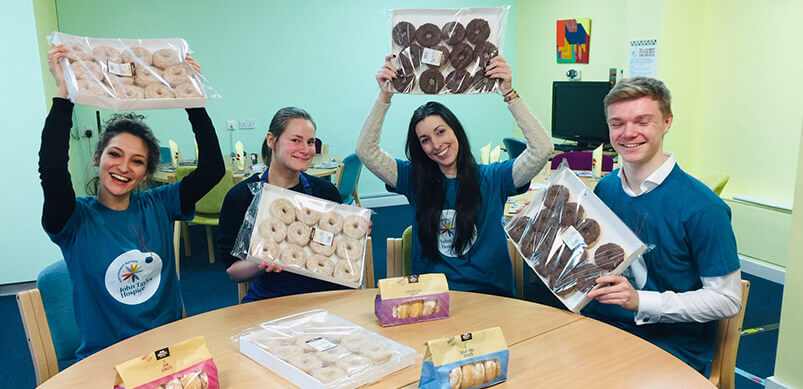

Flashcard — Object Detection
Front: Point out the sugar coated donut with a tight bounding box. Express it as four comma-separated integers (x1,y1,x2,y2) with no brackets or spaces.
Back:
65,42,94,62
465,18,491,44
104,74,134,91
175,82,203,98
392,21,416,46
415,23,442,47
360,342,391,364
272,344,303,360
296,207,321,226
442,21,466,45
310,240,336,256
312,367,347,384
399,44,422,76
287,222,311,246
306,254,335,276
153,48,180,68
335,354,371,374
76,79,110,97
270,198,297,224
118,84,145,99
340,334,367,352
392,302,409,319
71,60,102,80
144,83,176,99
279,244,308,267
334,259,361,283
164,377,183,389
419,68,445,94
92,45,122,63
258,218,287,242
392,72,416,93
288,354,323,373
461,363,477,388
180,370,208,389
335,237,363,261
134,67,163,87
449,366,462,389
121,46,152,65
484,359,499,382
343,215,369,239
446,69,472,94
163,64,193,87
408,299,424,318
422,299,440,316
318,212,343,234
251,240,279,261
472,362,486,386
315,345,350,364
448,43,475,70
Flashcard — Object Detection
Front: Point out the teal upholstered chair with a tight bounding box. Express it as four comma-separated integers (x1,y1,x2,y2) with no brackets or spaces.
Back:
336,153,363,206
503,137,527,159
17,260,80,384
173,167,235,277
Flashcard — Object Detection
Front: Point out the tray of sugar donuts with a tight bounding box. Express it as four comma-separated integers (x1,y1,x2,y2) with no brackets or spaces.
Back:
51,31,209,111
235,309,416,389
244,183,372,288
504,161,649,313
388,7,509,95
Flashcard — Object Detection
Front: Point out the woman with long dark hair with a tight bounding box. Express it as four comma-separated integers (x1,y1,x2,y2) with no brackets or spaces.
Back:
356,55,553,297
218,107,345,302
40,45,224,359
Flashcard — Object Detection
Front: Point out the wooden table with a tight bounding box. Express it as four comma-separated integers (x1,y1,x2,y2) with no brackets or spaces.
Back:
150,154,342,184
39,289,712,388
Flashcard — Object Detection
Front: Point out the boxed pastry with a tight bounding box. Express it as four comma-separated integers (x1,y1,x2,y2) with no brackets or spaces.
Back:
419,327,508,389
51,31,211,110
374,273,449,327
113,336,219,389
233,183,372,288
388,7,510,95
234,309,416,389
505,162,649,312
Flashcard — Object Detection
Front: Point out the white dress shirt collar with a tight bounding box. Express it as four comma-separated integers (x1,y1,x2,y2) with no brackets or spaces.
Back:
618,152,676,197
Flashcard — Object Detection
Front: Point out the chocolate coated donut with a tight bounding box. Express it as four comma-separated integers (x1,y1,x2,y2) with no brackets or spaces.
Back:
415,23,442,47
465,19,491,44
419,68,445,94
473,41,498,67
544,185,570,209
441,21,466,45
560,202,585,227
392,22,416,46
445,69,472,94
575,218,601,246
392,71,416,93
594,242,625,271
399,44,423,75
449,43,475,70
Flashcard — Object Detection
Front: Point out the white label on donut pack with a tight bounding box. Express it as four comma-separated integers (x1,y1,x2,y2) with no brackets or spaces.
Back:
560,226,585,250
107,61,133,77
306,337,337,352
311,228,334,246
421,48,443,66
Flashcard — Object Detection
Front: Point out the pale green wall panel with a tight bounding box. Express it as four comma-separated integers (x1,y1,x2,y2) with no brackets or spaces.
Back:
54,0,517,197
0,0,62,284
726,199,791,267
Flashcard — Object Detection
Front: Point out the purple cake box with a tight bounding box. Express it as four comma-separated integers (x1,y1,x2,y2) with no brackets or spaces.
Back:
375,293,450,327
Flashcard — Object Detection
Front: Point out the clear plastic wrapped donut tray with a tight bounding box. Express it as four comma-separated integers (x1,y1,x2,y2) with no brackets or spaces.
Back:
375,273,450,327
236,183,372,288
504,162,649,312
388,7,509,95
419,327,508,389
51,31,210,110
234,309,416,389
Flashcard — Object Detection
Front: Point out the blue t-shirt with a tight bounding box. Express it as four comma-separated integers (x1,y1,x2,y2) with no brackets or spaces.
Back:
582,164,740,371
389,159,525,297
46,183,192,359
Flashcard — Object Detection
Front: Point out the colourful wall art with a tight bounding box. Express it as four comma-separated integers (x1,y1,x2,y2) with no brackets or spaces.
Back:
557,18,591,63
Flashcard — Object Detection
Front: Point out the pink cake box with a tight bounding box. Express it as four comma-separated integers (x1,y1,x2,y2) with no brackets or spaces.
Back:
375,292,450,327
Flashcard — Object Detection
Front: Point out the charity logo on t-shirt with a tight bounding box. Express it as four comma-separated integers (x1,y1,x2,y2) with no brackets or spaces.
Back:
104,249,163,305
438,209,477,257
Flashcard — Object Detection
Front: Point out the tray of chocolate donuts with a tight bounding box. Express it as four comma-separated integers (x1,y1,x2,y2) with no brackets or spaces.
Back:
389,7,509,95
51,31,208,111
236,309,416,389
505,163,649,312
244,183,372,288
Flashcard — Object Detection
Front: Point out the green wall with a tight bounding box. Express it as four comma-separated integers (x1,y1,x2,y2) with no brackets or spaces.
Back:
0,0,62,284
54,0,517,199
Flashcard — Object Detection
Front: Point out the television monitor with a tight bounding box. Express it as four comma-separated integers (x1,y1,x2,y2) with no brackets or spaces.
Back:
551,81,612,150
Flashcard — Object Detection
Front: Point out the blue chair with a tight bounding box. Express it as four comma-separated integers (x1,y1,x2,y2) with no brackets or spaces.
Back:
336,153,363,206
16,260,80,384
503,137,527,159
159,146,172,164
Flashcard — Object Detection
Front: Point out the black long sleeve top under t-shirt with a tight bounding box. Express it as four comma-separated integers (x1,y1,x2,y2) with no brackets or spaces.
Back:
38,98,225,234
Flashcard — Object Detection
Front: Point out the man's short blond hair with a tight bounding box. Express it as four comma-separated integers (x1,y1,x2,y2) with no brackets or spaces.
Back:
604,77,672,119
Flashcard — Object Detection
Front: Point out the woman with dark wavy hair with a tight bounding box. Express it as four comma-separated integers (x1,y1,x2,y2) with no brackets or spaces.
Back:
356,54,553,297
39,45,224,359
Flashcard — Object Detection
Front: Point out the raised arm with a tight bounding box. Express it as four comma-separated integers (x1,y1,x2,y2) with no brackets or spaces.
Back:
39,45,77,234
178,57,225,214
354,55,399,188
484,56,554,188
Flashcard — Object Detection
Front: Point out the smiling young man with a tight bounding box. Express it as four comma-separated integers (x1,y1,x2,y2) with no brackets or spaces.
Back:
581,77,743,372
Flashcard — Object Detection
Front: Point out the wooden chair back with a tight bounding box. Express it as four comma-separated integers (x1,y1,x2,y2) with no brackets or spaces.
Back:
709,279,750,389
16,288,59,385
